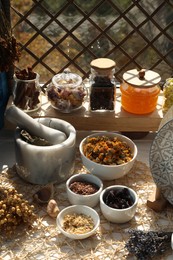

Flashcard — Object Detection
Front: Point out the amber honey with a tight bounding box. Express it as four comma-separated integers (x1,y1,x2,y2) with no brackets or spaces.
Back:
120,82,160,114
120,69,161,115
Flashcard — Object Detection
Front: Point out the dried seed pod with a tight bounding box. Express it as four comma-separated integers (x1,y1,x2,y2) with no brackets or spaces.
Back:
47,199,59,218
33,184,54,204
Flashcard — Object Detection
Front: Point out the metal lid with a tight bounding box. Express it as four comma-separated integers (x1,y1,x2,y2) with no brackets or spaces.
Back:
123,69,161,88
90,58,116,70
52,68,82,88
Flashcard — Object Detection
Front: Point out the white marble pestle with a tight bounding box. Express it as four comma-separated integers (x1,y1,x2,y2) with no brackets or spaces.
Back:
6,105,67,145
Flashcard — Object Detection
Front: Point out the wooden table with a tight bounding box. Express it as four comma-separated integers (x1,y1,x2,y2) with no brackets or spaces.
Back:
1,128,173,259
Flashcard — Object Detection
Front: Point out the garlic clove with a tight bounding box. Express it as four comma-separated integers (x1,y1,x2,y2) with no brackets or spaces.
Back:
47,199,59,218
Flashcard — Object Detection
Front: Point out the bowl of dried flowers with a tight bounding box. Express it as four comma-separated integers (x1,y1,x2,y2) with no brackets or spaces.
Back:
56,205,100,239
79,132,137,180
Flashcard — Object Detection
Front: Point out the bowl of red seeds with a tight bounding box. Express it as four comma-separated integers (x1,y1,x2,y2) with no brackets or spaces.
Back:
66,173,103,208
100,185,138,223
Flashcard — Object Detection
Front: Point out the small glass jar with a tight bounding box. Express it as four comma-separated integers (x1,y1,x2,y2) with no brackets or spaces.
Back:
162,78,173,115
47,69,86,113
13,72,40,112
120,69,161,114
89,58,116,111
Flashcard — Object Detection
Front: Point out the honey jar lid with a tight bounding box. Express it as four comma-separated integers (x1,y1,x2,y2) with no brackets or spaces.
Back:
90,58,116,70
123,69,161,88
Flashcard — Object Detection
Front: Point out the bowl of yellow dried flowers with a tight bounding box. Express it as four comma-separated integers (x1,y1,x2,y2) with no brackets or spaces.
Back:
79,132,137,180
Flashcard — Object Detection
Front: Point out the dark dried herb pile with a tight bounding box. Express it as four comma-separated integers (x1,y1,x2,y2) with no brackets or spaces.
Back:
0,9,20,71
125,230,172,259
15,67,36,80
21,130,51,146
104,188,134,209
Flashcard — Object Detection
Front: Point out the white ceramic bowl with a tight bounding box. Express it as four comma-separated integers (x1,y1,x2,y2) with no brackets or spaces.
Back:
56,205,100,239
100,185,138,223
15,118,76,185
66,173,103,208
79,132,137,181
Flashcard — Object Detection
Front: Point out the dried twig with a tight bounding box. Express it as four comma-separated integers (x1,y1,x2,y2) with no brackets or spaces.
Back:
0,9,20,71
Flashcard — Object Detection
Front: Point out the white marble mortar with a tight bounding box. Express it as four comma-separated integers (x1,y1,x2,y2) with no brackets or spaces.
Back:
14,118,76,185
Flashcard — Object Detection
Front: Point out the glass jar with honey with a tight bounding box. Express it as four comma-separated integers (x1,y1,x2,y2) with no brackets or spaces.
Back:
120,69,161,114
89,58,116,111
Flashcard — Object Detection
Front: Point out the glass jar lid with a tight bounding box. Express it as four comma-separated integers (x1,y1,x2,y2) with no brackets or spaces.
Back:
123,69,161,88
52,68,82,88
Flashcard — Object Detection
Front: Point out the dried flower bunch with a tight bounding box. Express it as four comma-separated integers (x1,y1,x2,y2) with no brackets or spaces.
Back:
0,187,37,236
0,9,20,71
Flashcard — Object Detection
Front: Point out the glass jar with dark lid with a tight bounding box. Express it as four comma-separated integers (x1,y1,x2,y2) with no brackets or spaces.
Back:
89,58,116,111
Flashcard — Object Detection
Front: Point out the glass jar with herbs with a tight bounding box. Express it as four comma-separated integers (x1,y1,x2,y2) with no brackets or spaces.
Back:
89,58,116,111
162,78,173,115
47,68,87,113
13,68,41,112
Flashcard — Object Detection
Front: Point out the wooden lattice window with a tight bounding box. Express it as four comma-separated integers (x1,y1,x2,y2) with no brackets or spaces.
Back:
11,0,173,85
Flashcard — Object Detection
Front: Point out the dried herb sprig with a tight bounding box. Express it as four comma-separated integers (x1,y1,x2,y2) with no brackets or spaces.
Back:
125,230,172,260
0,9,20,72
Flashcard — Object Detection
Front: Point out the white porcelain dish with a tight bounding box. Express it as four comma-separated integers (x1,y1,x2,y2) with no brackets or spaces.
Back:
66,173,103,207
56,205,100,239
150,119,173,205
100,185,138,223
79,132,137,180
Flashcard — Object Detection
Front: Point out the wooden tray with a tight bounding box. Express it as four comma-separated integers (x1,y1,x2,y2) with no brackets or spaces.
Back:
5,90,163,132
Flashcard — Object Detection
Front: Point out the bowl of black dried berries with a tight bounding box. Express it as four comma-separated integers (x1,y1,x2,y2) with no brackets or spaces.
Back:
100,185,138,223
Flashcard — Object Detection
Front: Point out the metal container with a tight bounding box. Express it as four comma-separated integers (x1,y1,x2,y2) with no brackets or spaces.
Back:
120,69,161,114
15,118,76,185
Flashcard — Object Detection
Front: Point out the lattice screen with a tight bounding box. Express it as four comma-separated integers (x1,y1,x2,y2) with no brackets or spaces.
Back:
11,0,173,85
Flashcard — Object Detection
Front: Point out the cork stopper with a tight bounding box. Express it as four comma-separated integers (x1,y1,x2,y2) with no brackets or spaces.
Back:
90,58,116,70
123,69,161,88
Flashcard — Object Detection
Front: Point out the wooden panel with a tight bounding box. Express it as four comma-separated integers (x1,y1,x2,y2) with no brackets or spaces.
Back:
5,90,164,132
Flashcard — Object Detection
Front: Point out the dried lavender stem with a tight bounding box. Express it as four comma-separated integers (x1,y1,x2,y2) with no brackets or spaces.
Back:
125,230,172,260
